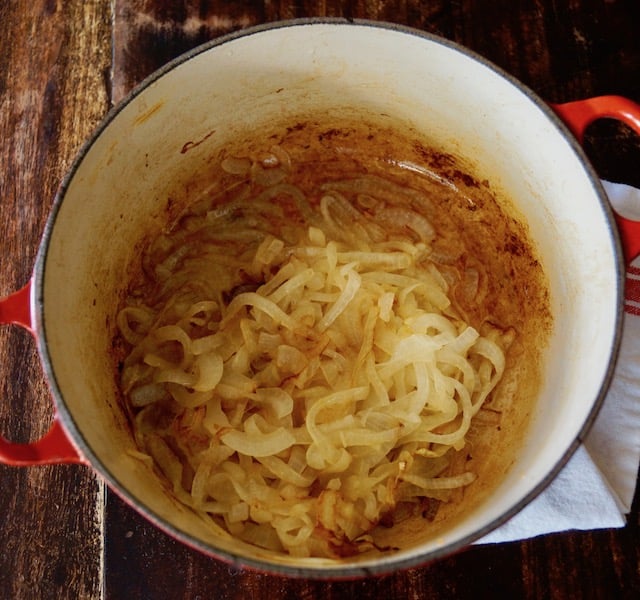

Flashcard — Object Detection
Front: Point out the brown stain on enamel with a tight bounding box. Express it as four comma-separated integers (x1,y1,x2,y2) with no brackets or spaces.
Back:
133,101,164,126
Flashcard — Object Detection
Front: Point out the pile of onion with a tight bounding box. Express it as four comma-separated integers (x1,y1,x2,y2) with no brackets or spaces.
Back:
116,149,510,558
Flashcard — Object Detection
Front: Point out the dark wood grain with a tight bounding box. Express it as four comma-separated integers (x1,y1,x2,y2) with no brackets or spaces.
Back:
1,1,640,598
0,1,110,598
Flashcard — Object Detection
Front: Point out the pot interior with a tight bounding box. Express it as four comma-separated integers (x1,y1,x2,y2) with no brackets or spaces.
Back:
35,21,620,575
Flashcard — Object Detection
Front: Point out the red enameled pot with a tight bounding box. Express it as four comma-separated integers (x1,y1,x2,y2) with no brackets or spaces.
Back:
1,20,640,578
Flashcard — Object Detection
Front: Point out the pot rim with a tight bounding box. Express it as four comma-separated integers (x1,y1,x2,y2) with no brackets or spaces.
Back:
32,18,625,578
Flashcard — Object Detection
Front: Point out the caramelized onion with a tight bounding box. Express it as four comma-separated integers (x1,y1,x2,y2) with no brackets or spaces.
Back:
116,153,513,559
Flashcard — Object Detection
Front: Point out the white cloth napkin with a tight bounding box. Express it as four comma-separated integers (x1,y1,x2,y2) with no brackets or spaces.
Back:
480,180,640,544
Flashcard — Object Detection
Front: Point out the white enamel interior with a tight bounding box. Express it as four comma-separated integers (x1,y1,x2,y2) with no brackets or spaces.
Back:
35,21,621,576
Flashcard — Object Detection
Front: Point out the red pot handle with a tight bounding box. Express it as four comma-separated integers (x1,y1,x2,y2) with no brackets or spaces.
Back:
0,279,85,465
551,95,640,263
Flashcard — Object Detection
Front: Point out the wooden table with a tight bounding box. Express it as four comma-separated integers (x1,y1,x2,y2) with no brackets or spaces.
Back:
1,1,639,598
